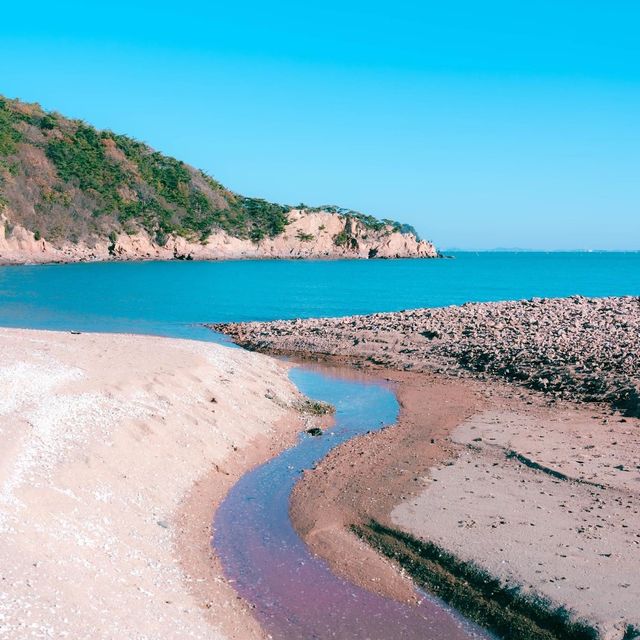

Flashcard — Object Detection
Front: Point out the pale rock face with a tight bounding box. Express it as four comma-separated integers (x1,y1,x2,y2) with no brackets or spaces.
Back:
0,209,438,264
0,216,49,261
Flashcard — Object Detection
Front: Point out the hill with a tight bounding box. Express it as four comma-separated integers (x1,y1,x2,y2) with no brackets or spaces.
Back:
0,96,437,263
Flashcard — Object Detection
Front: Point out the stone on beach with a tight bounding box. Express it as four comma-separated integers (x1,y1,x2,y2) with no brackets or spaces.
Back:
212,295,640,416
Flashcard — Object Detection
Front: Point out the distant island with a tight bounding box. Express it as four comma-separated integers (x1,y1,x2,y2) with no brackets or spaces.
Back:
0,96,437,264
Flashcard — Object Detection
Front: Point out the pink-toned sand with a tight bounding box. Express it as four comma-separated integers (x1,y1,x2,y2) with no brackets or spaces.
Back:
213,300,640,639
0,329,313,640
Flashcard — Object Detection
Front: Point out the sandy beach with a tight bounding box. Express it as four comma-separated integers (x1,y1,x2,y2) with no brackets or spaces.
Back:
2,295,638,639
0,328,315,640
289,366,485,603
288,370,640,638
2,5,638,637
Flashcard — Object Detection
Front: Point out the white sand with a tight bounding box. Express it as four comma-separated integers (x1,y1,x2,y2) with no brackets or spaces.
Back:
0,329,302,639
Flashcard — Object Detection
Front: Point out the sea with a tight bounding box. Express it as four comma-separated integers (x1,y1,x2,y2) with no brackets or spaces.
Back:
0,252,638,339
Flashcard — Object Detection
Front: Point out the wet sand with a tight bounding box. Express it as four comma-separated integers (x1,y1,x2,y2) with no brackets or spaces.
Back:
214,296,640,636
290,366,486,602
213,295,640,417
4,318,638,639
214,365,489,640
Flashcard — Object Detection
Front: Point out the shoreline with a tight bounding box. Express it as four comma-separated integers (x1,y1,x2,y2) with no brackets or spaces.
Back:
0,254,440,267
288,363,486,603
213,295,640,418
3,321,638,639
0,209,438,266
174,410,304,640
211,296,640,636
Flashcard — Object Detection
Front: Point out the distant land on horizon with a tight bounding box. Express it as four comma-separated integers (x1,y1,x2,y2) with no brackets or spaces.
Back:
0,95,437,265
443,247,640,254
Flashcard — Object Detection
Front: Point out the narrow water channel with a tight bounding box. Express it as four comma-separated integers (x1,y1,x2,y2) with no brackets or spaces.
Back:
213,366,491,639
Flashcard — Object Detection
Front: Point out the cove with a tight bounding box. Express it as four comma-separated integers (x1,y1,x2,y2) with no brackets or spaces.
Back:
213,366,491,639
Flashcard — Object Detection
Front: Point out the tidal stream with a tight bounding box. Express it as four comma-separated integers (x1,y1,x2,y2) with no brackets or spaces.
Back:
214,366,491,639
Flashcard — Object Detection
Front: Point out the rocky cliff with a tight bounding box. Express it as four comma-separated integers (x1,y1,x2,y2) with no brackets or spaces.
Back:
0,95,437,264
0,208,438,264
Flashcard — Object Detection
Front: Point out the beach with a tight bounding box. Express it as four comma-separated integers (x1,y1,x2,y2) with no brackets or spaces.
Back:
216,296,640,638
0,328,315,640
2,4,638,636
214,295,640,416
288,370,640,638
2,294,639,639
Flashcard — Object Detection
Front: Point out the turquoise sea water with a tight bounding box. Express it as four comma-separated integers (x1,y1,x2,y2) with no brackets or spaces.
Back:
0,252,638,338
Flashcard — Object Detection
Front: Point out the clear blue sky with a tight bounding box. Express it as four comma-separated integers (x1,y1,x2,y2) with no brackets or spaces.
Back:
1,1,639,250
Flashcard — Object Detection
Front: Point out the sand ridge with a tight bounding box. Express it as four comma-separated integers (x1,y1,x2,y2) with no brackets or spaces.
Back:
289,367,486,601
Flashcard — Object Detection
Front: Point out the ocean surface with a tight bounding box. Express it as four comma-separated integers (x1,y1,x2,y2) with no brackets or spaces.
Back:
0,252,638,338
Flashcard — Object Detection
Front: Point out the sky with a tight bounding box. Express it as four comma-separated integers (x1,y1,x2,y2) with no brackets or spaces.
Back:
1,1,639,250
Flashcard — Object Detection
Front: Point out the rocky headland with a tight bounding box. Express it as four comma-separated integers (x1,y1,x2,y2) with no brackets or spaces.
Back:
0,96,436,264
0,207,437,264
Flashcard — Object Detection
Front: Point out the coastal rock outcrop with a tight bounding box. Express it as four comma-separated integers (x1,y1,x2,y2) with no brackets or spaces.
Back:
0,209,437,264
212,295,640,416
